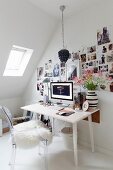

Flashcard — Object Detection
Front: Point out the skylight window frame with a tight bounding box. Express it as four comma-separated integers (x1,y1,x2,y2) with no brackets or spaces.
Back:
3,45,33,77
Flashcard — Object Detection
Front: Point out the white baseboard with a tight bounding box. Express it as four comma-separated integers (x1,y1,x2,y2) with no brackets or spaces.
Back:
78,138,113,157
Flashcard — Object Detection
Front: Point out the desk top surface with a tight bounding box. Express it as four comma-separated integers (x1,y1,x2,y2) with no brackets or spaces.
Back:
21,103,99,124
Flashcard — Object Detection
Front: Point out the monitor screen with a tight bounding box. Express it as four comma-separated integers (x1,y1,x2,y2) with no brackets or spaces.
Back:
50,82,73,101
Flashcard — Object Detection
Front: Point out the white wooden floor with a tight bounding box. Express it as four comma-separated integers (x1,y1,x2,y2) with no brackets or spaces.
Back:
0,133,113,170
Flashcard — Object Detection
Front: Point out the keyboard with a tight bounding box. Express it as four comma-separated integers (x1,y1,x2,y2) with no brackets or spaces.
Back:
48,105,64,111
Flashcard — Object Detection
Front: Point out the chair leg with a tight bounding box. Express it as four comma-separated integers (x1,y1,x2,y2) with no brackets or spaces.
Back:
9,144,16,170
44,140,48,170
38,142,41,155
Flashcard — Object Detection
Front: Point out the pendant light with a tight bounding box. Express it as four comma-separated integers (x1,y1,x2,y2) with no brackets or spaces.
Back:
58,5,69,63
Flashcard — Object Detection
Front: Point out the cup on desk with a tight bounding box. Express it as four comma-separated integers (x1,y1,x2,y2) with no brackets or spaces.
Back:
43,95,49,104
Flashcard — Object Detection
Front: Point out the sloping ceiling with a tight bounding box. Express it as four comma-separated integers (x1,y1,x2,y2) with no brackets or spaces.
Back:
0,0,102,100
27,0,100,18
0,0,57,99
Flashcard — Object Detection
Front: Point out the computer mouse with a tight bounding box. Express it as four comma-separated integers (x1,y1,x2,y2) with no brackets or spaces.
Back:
59,112,66,115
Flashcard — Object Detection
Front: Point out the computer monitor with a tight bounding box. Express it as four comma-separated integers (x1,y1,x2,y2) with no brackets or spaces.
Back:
50,82,73,101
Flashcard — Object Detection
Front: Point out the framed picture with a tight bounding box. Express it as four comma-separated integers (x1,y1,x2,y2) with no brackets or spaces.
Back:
67,60,80,80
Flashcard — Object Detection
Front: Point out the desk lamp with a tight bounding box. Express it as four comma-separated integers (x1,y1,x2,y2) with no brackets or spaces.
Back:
43,78,50,102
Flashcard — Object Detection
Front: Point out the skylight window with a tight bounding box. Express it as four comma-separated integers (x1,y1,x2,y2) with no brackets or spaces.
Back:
3,45,33,76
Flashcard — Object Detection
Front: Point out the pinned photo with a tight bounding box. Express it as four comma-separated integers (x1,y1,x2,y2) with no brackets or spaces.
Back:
87,53,96,61
61,68,66,76
53,64,60,77
97,27,110,45
108,43,113,51
60,62,65,67
87,46,96,53
80,54,86,62
82,63,88,69
106,53,113,62
109,63,113,74
37,67,44,80
82,63,85,69
93,67,98,73
72,52,79,60
99,65,108,72
99,54,105,64
68,65,77,80
102,45,107,53
88,61,93,66
93,60,98,67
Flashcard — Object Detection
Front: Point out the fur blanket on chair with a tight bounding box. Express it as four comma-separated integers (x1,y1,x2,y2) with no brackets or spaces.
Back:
13,120,52,148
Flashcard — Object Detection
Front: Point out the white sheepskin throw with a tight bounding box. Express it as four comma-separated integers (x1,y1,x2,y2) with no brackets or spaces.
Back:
13,120,52,149
14,120,39,131
38,127,52,144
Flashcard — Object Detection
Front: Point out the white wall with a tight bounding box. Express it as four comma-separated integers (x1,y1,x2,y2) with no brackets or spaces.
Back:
0,0,57,117
0,0,57,99
0,97,23,116
23,0,113,154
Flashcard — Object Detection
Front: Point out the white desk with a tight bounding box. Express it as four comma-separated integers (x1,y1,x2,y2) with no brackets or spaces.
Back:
21,103,99,166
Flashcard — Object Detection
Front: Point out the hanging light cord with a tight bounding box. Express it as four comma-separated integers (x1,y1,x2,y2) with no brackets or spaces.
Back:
61,8,64,49
60,5,65,49
58,5,69,64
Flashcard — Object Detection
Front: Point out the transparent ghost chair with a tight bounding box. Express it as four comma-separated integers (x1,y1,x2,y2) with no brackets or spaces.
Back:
0,106,52,170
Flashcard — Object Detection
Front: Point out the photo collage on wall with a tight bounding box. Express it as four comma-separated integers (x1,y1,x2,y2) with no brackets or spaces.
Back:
37,59,60,95
36,54,80,95
79,26,113,92
37,26,113,93
81,45,98,74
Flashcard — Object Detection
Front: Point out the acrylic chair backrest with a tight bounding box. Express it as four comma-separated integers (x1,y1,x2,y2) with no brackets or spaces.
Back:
26,110,33,120
0,106,13,130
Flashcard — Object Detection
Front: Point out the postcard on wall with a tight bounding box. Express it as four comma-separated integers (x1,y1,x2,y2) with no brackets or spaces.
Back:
108,43,113,51
87,45,96,54
53,63,60,77
67,65,77,80
72,52,80,61
44,60,53,77
97,45,107,65
108,63,113,74
87,53,97,61
97,27,111,45
37,67,44,80
67,59,80,80
60,62,65,68
106,52,113,62
80,54,86,62
60,67,66,81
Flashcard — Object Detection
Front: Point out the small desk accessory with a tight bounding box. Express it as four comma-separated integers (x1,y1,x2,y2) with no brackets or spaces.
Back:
57,108,75,116
82,100,89,111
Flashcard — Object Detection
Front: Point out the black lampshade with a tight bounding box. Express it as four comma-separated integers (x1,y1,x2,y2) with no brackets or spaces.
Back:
58,49,69,63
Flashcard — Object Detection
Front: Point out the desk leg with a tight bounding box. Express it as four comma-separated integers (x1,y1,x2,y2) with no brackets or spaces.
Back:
73,122,78,166
52,118,55,135
88,115,94,152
